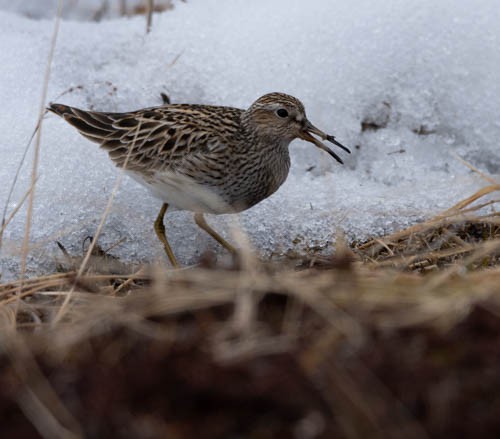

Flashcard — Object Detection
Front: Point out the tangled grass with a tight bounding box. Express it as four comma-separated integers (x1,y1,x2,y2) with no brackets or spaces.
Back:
0,185,499,438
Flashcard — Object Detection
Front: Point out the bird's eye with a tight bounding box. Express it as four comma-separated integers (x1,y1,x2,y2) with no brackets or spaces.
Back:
276,108,289,118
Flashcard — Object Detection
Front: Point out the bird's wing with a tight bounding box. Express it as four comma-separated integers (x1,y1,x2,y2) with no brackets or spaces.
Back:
48,103,244,175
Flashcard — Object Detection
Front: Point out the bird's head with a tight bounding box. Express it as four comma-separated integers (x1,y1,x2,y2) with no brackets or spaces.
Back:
243,92,350,164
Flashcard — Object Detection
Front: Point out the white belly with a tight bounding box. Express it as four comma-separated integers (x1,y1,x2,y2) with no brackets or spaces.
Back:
126,170,234,214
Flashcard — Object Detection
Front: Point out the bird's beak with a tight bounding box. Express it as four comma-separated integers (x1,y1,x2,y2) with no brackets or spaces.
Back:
299,120,351,164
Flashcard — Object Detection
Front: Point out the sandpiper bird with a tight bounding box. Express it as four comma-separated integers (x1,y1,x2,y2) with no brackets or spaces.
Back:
48,93,350,267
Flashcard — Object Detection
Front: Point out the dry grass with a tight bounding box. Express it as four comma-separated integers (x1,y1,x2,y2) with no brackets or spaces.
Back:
358,184,500,271
0,185,499,438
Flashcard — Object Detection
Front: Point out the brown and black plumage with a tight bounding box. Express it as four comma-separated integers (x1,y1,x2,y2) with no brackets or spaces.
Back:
48,92,350,266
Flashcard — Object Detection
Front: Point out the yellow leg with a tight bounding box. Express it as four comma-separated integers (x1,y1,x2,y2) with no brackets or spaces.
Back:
194,213,237,254
154,203,179,268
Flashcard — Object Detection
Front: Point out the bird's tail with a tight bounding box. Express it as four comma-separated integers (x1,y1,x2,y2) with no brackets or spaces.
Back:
47,102,74,117
47,102,119,144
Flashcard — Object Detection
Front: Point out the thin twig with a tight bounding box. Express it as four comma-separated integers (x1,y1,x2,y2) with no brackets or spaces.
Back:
0,124,41,252
452,152,498,185
16,0,64,317
146,0,154,33
52,120,142,325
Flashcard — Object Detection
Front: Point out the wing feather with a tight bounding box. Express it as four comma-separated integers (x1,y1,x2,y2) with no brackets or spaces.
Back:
48,103,244,175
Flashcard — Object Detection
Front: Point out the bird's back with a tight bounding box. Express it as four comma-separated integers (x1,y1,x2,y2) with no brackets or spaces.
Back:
48,102,245,176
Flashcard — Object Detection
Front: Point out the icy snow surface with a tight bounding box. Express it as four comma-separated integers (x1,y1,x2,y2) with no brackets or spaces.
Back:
1,0,499,277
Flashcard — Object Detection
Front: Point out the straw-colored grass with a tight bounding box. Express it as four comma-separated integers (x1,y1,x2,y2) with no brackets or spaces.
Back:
1,185,499,438
358,184,500,270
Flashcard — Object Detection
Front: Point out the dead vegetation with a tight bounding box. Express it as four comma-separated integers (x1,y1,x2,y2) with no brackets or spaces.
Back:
0,185,499,438
358,184,500,271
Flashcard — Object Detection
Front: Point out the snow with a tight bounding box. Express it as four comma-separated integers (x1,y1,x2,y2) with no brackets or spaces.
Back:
1,0,499,277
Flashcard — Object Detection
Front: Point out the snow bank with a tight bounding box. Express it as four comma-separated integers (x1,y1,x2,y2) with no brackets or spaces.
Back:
1,0,499,277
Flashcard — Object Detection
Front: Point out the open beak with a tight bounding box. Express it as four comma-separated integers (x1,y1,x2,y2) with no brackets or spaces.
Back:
299,120,351,164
